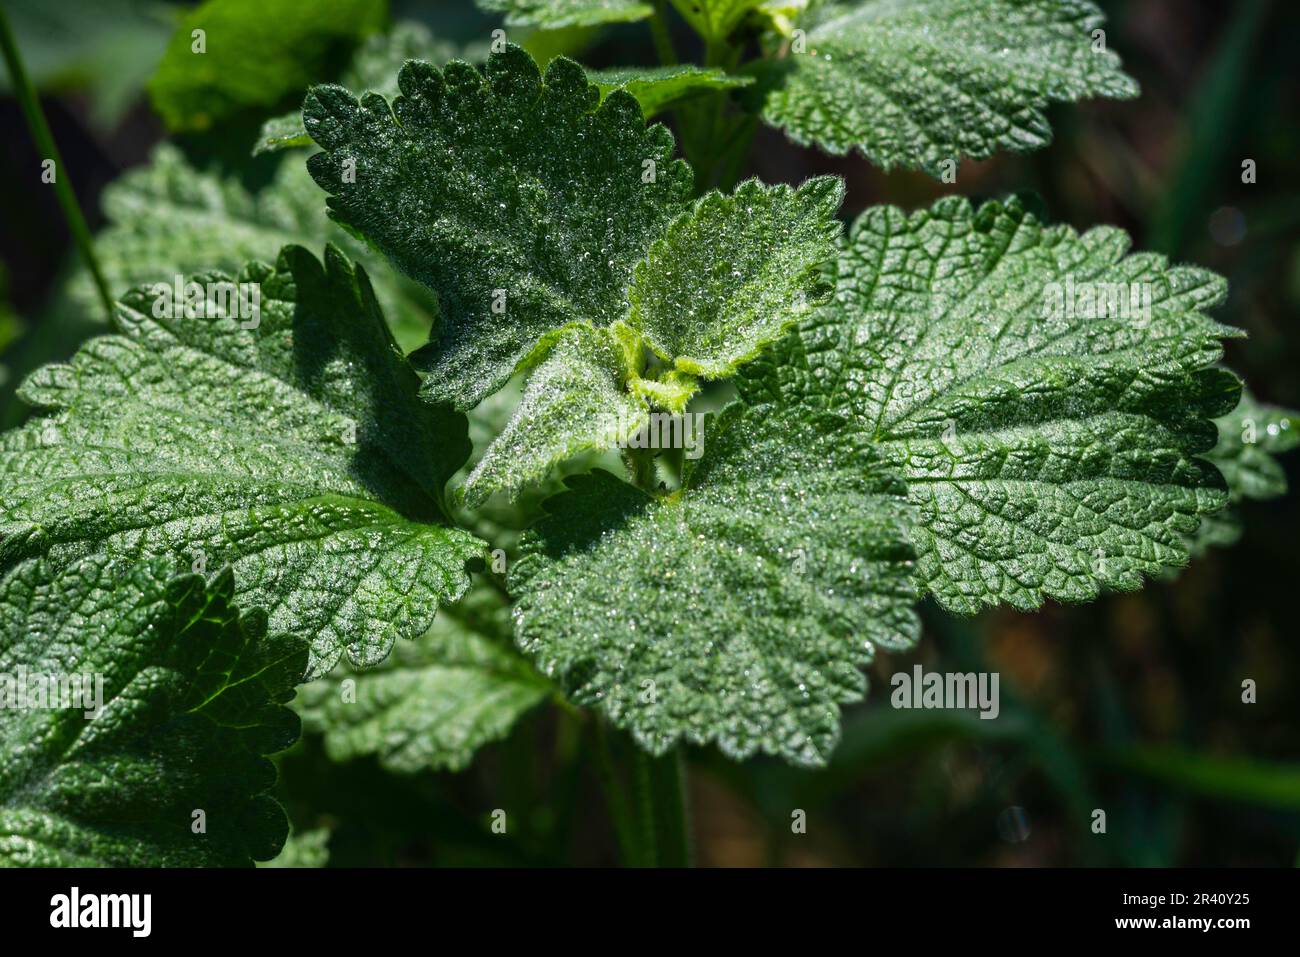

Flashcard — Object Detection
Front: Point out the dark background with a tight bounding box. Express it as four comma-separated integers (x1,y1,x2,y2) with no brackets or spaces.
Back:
1,0,1296,866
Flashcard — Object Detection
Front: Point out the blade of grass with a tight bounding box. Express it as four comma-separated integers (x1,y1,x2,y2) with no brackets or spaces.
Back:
1147,0,1270,256
1092,746,1300,812
0,5,114,322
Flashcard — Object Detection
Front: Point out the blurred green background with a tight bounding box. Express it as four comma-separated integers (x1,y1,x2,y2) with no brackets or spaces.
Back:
1,0,1296,866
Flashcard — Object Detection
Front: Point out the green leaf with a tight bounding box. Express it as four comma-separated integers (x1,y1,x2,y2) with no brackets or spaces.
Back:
254,21,464,156
740,195,1240,615
253,113,316,155
1206,390,1298,503
345,20,466,92
0,555,307,866
462,176,846,503
1177,390,1299,560
258,827,331,867
587,64,753,117
669,0,764,41
0,245,484,677
296,586,549,773
476,0,653,29
462,324,648,507
510,397,920,767
305,45,844,502
749,0,1138,174
70,144,435,352
147,0,388,132
260,39,735,150
520,23,605,66
629,176,843,377
752,0,812,37
304,45,694,410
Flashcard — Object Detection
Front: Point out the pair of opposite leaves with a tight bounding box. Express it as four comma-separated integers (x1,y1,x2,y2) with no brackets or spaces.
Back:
0,45,1243,769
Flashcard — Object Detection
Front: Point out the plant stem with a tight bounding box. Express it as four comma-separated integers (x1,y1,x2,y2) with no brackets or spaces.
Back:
630,747,659,867
678,35,750,193
628,747,693,867
622,445,660,494
650,748,693,867
650,1,678,66
591,719,643,866
0,5,113,323
593,722,693,867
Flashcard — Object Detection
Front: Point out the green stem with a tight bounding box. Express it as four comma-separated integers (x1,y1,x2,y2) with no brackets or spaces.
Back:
630,747,658,867
591,719,643,866
650,1,678,66
622,445,660,494
0,6,113,322
629,747,693,867
713,115,760,193
677,35,749,194
651,748,693,867
593,722,692,867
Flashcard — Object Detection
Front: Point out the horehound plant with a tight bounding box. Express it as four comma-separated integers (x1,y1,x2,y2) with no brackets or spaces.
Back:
0,1,1294,867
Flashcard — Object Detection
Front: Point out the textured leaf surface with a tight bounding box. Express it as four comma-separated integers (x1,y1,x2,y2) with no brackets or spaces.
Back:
587,64,753,117
0,556,306,866
740,196,1239,614
630,176,843,377
147,0,386,132
1179,391,1300,559
455,175,844,502
1206,391,1297,503
254,21,462,156
297,586,549,773
749,0,1138,174
0,246,483,677
511,394,919,767
476,0,652,28
463,324,648,506
304,45,693,409
71,144,434,351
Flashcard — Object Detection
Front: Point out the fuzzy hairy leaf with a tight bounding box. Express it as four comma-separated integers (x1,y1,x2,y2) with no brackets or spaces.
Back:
740,195,1239,614
254,21,463,156
630,176,843,377
0,246,483,677
749,0,1138,174
587,64,753,117
465,176,844,502
262,44,730,152
304,45,693,410
476,0,652,29
0,555,306,866
297,587,549,773
511,397,919,767
148,0,386,132
463,324,648,506
1177,391,1300,559
1206,391,1298,503
70,144,434,352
